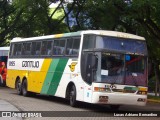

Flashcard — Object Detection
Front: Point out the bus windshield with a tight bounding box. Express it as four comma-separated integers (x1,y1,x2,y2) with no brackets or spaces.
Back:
95,52,147,86
96,36,147,55
82,34,148,86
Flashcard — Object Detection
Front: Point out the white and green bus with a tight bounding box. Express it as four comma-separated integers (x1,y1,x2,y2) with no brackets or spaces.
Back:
7,30,148,109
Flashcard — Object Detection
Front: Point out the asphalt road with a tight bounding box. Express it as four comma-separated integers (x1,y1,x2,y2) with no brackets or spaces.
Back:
0,87,160,120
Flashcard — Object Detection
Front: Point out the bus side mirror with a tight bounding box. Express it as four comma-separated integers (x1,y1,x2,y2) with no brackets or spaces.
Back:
81,52,98,84
87,53,98,70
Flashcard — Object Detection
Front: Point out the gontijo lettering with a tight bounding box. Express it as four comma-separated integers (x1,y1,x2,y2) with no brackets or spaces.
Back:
22,61,39,68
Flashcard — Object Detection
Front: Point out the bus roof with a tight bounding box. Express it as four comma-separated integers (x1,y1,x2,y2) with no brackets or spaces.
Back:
0,47,10,50
11,30,145,42
82,30,145,40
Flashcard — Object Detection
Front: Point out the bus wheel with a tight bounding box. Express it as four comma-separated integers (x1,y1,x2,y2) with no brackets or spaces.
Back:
16,79,22,95
110,105,120,110
22,79,29,97
69,85,77,107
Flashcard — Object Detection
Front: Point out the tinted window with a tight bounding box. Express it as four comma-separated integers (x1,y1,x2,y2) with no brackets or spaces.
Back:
96,36,147,55
72,38,80,55
9,44,14,57
66,39,73,55
66,38,80,56
31,42,41,56
22,42,31,56
82,35,95,50
41,41,52,56
13,43,22,56
53,40,66,55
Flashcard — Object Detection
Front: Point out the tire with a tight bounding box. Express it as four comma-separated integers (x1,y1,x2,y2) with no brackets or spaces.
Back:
16,79,22,95
69,85,77,107
22,79,29,97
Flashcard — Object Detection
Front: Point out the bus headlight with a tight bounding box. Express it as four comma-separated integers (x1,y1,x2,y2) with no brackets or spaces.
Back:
94,87,110,92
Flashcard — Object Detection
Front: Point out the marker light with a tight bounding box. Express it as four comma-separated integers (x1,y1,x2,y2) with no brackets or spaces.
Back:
94,87,110,92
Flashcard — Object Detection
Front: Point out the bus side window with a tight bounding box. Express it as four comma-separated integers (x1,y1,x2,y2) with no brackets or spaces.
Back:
66,38,80,56
22,44,25,55
41,41,47,55
13,43,22,57
66,39,73,55
41,41,52,56
36,42,41,55
10,44,14,57
22,42,31,56
17,44,21,55
31,42,41,56
47,41,52,55
59,40,66,55
53,40,59,55
53,40,66,55
31,42,35,55
82,35,95,50
12,44,15,56
72,38,80,55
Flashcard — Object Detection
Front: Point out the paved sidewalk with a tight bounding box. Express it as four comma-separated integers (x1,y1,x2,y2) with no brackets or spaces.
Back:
0,100,19,111
0,100,22,120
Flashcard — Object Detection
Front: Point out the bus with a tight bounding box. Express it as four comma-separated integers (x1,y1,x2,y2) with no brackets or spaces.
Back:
6,30,148,109
0,47,9,86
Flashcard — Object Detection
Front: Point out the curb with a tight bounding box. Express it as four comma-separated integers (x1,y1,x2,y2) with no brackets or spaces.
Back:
147,99,160,103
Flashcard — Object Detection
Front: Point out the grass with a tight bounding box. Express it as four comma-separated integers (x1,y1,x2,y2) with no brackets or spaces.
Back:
148,95,160,101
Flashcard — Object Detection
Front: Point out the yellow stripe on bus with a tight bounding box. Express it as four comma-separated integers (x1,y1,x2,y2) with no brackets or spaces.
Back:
6,59,52,94
29,59,52,93
54,34,63,38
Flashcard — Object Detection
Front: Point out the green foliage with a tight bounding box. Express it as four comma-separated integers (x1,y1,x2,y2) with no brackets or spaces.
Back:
148,76,156,92
0,0,15,45
0,0,69,46
148,95,160,100
50,8,64,20
70,0,123,30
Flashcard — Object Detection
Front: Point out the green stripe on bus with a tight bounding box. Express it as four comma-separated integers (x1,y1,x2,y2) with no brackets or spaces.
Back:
41,58,68,95
41,59,59,94
62,31,82,37
47,58,68,95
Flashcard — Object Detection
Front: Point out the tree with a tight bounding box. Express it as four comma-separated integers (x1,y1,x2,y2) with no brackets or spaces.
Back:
0,0,16,46
0,0,72,46
69,0,160,95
